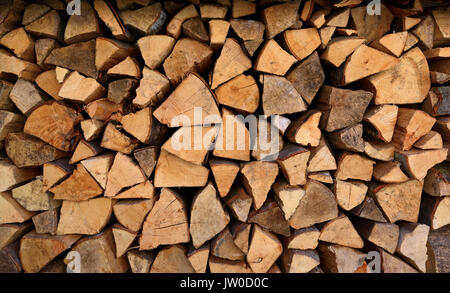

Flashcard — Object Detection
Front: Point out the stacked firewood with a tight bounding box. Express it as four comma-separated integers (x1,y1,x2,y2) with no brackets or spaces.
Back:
0,0,449,273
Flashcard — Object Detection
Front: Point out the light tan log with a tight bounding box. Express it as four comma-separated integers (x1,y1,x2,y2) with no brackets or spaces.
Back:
113,199,154,232
231,0,256,18
0,49,41,81
225,184,253,222
281,249,320,273
320,36,365,67
12,177,60,211
209,20,230,50
64,0,100,44
100,122,139,154
272,180,305,221
211,227,245,261
261,1,300,38
334,179,367,211
81,119,104,141
9,79,45,115
0,191,36,224
0,222,32,250
335,152,375,181
317,244,367,273
0,160,41,193
95,37,135,72
396,223,430,272
35,70,62,100
285,227,320,250
373,162,409,184
307,137,337,172
59,71,106,104
166,4,198,39
127,249,154,273
247,225,283,273
356,220,399,254
240,161,278,209
215,74,259,114
0,27,35,61
137,35,175,69
370,180,423,223
423,163,449,197
254,39,296,75
140,188,190,250
284,28,321,61
94,0,130,41
187,243,209,273
350,4,394,43
363,105,398,142
119,2,166,35
277,144,310,186
133,68,170,108
210,158,240,197
364,140,395,162
289,180,338,229
57,197,114,235
20,232,80,273
319,215,364,249
112,224,137,258
150,245,195,273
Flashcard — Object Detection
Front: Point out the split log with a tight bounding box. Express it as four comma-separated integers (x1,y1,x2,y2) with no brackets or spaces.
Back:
231,0,256,18
50,163,102,201
411,15,434,50
215,74,259,114
320,36,365,67
70,140,101,164
113,198,155,232
140,188,190,250
5,132,67,168
35,70,62,100
373,161,409,184
277,144,310,186
9,79,45,115
154,72,220,127
100,122,139,154
427,227,450,273
187,243,210,273
254,39,296,75
154,150,210,187
162,38,212,86
25,10,63,41
423,163,449,197
285,111,321,147
319,215,364,249
209,255,253,273
230,19,264,42
396,148,447,180
224,184,252,222
261,1,300,39
55,67,70,83
248,200,291,237
12,177,60,211
64,0,100,44
317,244,366,273
80,153,114,189
261,74,306,116
127,249,154,273
213,108,250,161
309,9,327,29
59,71,106,104
70,228,129,273
284,28,321,61
108,78,137,104
366,48,431,105
199,3,227,19
370,180,423,223
211,227,245,261
0,191,35,224
122,107,166,145
281,249,320,273
137,35,175,69
115,181,155,200
335,153,375,181
150,245,195,273
434,117,450,141
240,161,278,209
45,40,98,79
35,38,58,69
334,179,367,211
0,81,16,111
94,0,130,41
351,196,387,223
133,147,158,178
284,227,320,250
307,137,337,172
333,44,399,85
211,38,251,90
119,2,166,35
371,31,408,57
161,126,216,165
308,171,333,184
190,182,230,248
32,208,58,235
81,119,104,141
316,85,372,132
356,220,399,254
379,248,419,273
107,56,141,79
112,224,137,258
364,140,395,162
209,20,230,50
20,232,80,273
350,4,394,43
319,26,336,49
0,222,32,250
328,123,364,153
182,17,208,43
166,4,198,39
85,99,123,121
420,195,450,230
22,4,51,27
133,68,170,108
0,160,40,193
286,52,325,105
57,197,114,235
210,159,240,197
363,105,398,143
95,37,135,72
0,27,35,61
24,101,82,152
422,87,450,117
0,49,41,81
396,223,430,272
289,180,338,229
247,225,283,273
231,222,251,255
104,152,146,197
272,180,305,221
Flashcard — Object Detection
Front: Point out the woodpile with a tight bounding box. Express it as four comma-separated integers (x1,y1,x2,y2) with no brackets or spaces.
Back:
0,0,449,274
